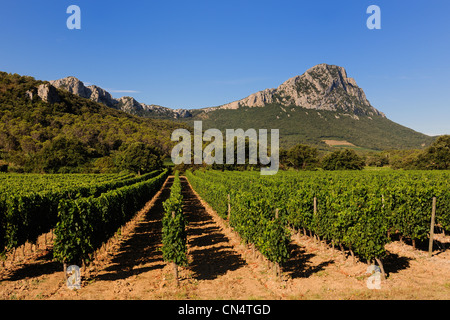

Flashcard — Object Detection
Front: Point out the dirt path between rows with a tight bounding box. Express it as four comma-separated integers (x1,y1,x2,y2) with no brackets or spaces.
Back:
0,176,277,300
1,176,449,300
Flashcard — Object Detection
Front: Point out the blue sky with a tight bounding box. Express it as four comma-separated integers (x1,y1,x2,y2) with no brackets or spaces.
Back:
0,0,449,136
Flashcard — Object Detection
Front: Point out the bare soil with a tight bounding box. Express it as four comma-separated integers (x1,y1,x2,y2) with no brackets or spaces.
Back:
1,176,449,300
323,140,356,147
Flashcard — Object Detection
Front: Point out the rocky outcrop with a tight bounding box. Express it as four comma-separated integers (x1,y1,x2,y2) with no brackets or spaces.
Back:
38,83,61,104
49,64,382,120
26,83,61,104
117,96,143,113
50,77,192,119
87,85,118,108
207,64,385,118
50,77,117,108
140,103,194,119
50,76,91,99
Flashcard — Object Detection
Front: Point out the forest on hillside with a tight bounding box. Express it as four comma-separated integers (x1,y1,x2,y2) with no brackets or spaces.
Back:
0,72,187,173
0,71,448,174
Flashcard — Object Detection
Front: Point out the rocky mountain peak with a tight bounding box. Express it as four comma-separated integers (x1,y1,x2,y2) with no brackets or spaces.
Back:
49,77,192,119
117,96,143,113
48,64,384,120
26,83,61,104
211,64,385,118
50,76,91,99
49,77,117,108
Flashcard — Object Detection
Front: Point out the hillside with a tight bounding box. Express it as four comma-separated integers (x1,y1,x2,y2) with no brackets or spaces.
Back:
186,103,431,151
203,64,384,117
50,64,433,151
0,72,187,173
185,64,432,150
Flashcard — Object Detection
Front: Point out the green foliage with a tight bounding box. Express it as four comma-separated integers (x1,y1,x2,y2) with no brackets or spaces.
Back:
258,219,290,264
0,71,187,173
0,171,162,255
184,103,433,151
3,194,48,250
388,149,423,169
231,193,290,264
187,169,450,263
386,135,450,170
185,171,229,219
38,137,90,173
415,135,450,170
436,187,450,231
116,142,163,175
284,144,319,170
186,171,290,265
366,152,390,167
53,170,169,264
321,149,365,170
161,172,188,266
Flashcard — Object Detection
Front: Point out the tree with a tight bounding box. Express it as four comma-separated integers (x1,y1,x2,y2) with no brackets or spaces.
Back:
0,160,8,172
39,137,89,173
322,149,365,170
389,149,422,170
0,71,187,173
117,142,163,175
93,156,117,173
366,152,390,167
286,144,319,170
415,135,450,170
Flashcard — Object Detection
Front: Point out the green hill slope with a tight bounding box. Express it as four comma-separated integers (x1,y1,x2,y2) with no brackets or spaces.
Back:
176,64,433,151
0,72,187,172
185,103,433,150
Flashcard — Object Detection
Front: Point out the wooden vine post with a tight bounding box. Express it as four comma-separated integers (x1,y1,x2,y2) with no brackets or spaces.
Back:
227,194,231,221
428,197,437,258
313,197,318,244
63,263,68,282
313,197,317,215
375,257,386,280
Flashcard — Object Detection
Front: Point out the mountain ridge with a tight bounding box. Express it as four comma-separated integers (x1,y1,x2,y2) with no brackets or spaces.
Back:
203,64,386,119
48,64,433,150
49,77,192,119
0,70,190,172
185,64,432,150
50,64,386,119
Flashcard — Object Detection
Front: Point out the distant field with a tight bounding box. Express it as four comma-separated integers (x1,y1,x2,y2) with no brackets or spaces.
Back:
322,139,380,152
323,139,356,147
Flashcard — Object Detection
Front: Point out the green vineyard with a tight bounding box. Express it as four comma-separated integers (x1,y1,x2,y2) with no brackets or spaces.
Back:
162,171,188,268
186,170,450,266
1,169,449,291
0,170,169,263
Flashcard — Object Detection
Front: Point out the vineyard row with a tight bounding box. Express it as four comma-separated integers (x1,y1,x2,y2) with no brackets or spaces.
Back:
186,170,450,270
0,170,168,261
